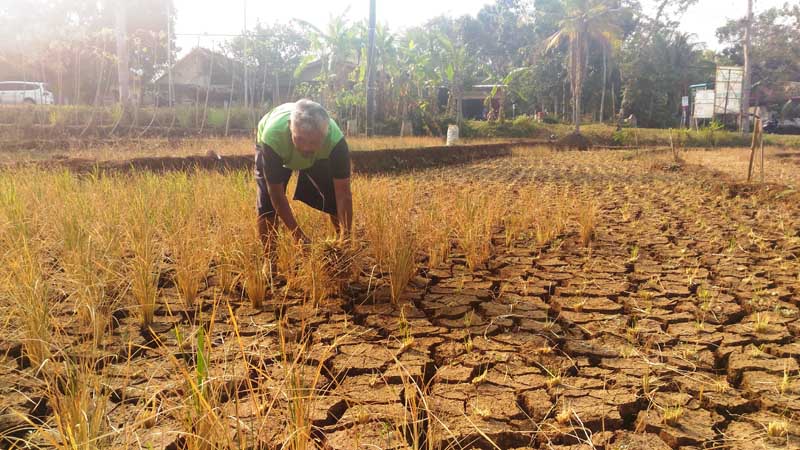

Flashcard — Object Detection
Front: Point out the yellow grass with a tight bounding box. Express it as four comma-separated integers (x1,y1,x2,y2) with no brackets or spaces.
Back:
0,149,694,449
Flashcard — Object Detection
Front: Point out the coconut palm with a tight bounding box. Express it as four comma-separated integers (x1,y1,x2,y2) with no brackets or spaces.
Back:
546,0,622,134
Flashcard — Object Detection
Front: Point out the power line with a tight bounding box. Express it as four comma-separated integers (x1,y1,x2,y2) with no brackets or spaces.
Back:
174,33,254,37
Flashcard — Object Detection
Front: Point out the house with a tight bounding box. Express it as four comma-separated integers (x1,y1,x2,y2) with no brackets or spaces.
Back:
463,85,506,120
438,84,507,120
295,58,360,84
154,47,242,106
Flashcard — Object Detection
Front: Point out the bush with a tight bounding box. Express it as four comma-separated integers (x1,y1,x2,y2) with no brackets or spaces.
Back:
49,106,75,128
461,116,537,138
612,129,634,145
174,107,196,130
374,119,401,135
513,115,538,135
542,115,560,124
206,109,227,130
227,107,257,131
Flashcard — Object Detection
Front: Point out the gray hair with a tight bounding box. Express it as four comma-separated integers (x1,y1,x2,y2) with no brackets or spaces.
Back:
291,99,330,137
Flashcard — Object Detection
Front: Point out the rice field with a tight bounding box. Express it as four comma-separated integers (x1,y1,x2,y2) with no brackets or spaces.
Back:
0,145,798,449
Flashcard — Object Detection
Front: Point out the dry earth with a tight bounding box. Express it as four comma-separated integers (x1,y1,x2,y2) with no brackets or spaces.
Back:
1,148,799,449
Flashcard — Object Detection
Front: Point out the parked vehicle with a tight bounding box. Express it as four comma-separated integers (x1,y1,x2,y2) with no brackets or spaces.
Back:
0,81,55,105
763,118,800,135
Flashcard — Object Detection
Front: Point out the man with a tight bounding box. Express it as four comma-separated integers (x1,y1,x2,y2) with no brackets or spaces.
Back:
255,99,353,256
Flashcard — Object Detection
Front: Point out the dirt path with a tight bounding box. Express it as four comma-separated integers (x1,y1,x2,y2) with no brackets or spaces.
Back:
1,149,798,449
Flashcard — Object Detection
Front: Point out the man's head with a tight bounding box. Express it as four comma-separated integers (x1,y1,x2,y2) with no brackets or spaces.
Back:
290,99,330,156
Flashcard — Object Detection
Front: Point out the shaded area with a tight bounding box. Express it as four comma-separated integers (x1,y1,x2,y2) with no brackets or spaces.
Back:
2,143,522,176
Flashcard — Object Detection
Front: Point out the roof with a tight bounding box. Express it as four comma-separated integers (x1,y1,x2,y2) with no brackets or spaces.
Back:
155,47,241,86
463,84,507,101
295,57,359,83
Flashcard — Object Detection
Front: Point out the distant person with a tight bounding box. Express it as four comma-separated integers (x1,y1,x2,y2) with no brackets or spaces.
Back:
254,99,353,260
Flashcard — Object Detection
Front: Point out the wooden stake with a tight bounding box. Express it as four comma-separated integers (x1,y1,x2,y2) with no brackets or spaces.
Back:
747,117,760,182
760,127,765,183
669,128,678,162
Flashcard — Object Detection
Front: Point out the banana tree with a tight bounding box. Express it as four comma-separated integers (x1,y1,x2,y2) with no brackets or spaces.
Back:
294,11,360,109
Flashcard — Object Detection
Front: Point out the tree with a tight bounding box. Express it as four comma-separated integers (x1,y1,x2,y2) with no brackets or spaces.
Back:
463,1,536,84
650,0,699,25
227,23,310,107
619,29,714,128
717,6,800,117
366,0,377,135
546,0,622,133
0,0,175,104
294,11,361,110
437,32,469,122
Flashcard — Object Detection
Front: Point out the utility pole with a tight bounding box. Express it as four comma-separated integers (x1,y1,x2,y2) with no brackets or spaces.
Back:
365,0,377,136
166,1,174,107
114,0,130,104
741,0,753,133
243,0,249,109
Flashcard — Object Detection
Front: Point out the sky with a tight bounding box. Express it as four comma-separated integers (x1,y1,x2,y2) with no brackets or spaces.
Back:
173,0,795,54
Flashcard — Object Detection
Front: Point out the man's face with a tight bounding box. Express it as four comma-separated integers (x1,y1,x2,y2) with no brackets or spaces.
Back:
291,125,325,157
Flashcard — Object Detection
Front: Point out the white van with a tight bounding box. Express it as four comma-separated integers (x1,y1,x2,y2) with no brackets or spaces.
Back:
0,81,55,105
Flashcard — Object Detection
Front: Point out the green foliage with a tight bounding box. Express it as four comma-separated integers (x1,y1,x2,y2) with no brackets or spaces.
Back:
546,0,623,132
174,107,195,130
206,109,227,130
49,106,75,128
717,5,800,107
612,128,635,145
461,116,538,138
690,120,725,147
194,325,209,411
542,115,560,124
619,29,715,128
5,0,798,134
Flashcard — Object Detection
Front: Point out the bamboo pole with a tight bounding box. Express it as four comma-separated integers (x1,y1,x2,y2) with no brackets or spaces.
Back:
746,117,761,182
760,127,765,183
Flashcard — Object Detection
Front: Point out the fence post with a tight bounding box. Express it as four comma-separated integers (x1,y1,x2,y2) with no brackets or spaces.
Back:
746,117,761,182
760,127,765,183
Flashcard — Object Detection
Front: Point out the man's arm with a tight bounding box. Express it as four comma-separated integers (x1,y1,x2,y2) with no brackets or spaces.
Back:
333,178,353,238
330,138,353,239
260,144,309,243
266,182,308,243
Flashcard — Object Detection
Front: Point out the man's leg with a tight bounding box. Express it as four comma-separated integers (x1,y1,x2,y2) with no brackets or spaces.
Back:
296,165,339,237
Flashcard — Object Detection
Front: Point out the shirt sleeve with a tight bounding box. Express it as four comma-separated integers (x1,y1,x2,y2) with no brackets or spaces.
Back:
256,143,291,185
329,137,351,179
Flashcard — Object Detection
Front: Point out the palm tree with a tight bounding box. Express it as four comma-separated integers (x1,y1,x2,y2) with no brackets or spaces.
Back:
546,0,621,134
437,33,468,123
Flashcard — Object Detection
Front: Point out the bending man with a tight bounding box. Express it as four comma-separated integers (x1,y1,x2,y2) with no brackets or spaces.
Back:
255,99,353,258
